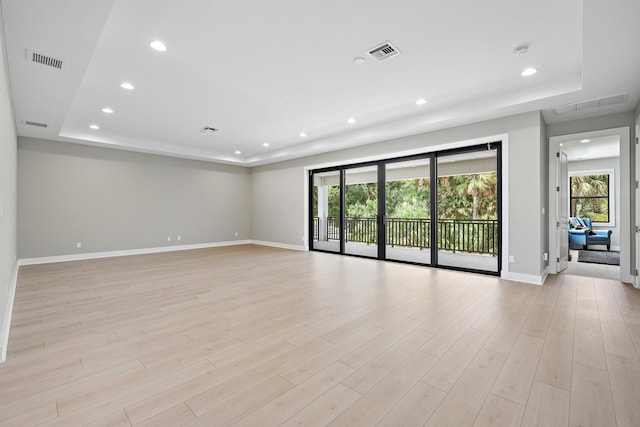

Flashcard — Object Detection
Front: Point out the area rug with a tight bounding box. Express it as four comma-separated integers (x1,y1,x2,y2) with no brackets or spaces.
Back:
577,250,620,266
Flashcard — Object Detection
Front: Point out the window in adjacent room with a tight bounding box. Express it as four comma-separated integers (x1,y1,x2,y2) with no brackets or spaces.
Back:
569,169,614,226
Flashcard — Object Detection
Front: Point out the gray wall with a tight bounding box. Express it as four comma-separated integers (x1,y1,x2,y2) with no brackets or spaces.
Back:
0,10,18,355
18,138,251,258
568,157,621,248
252,111,546,278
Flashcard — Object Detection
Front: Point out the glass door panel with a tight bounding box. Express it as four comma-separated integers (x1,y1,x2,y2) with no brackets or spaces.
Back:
436,150,499,272
344,166,378,257
385,158,431,264
311,170,341,253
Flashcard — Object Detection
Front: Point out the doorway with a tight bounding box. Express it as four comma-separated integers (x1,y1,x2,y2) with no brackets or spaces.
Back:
548,128,629,282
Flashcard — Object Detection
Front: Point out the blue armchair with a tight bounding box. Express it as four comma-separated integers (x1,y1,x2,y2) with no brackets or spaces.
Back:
568,217,612,251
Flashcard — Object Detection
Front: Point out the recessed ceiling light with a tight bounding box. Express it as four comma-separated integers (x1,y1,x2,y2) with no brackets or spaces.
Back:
347,118,356,124
353,57,365,65
234,150,242,155
299,132,307,137
416,98,427,105
580,139,591,143
559,143,564,147
89,124,100,130
149,40,167,52
521,67,537,77
101,107,114,114
262,142,270,147
120,82,135,90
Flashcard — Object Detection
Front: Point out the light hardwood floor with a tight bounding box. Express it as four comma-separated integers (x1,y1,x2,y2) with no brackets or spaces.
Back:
2,245,640,426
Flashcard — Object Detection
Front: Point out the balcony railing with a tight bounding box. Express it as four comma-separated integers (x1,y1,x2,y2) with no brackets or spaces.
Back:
313,217,498,255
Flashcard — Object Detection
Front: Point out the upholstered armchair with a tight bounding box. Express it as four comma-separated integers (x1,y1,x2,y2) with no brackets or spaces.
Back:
568,217,612,251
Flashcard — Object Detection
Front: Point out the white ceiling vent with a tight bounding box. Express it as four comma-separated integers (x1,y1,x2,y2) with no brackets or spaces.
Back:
200,126,218,133
368,41,400,61
553,93,629,115
26,49,63,70
23,120,48,128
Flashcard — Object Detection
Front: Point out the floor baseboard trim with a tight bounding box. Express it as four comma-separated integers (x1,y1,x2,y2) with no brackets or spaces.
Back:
1,261,19,363
249,240,306,251
501,270,545,285
18,240,252,266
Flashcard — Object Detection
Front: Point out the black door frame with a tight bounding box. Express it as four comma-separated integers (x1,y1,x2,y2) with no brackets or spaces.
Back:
308,142,502,276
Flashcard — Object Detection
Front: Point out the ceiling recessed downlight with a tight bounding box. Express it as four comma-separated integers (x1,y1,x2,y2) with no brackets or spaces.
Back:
353,57,365,65
262,142,270,147
521,67,537,77
347,118,356,124
149,40,167,52
101,107,114,114
416,98,427,105
299,132,307,137
89,124,100,130
580,139,591,143
234,150,242,155
120,82,135,90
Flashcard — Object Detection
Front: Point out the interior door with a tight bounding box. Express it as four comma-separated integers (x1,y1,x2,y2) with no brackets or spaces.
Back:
557,150,569,272
635,128,640,288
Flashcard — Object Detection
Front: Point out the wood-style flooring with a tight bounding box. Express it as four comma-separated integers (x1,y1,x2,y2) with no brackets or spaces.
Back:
2,245,640,426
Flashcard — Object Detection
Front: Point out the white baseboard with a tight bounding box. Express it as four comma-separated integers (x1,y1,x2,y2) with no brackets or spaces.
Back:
18,240,251,266
1,261,19,363
249,240,306,251
501,269,547,285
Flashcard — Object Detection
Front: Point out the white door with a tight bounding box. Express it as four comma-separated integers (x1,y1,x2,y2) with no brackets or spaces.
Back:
635,131,640,288
557,151,569,272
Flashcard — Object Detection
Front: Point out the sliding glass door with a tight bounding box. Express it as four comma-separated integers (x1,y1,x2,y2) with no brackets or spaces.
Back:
311,170,341,253
309,143,501,275
385,158,431,264
344,165,378,258
436,147,499,272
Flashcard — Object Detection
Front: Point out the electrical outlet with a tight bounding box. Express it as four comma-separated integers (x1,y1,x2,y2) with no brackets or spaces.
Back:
0,205,4,220
508,255,515,263
76,242,82,249
234,232,238,237
167,236,171,242
543,252,548,261
177,235,181,241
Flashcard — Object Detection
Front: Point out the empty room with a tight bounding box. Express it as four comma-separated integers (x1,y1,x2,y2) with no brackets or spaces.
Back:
2,1,640,426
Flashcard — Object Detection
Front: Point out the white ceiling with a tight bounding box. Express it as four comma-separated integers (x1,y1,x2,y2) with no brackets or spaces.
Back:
561,135,620,162
2,0,639,166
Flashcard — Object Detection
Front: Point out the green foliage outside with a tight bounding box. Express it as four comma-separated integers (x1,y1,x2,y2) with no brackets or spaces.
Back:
313,172,498,254
315,172,497,220
570,174,609,222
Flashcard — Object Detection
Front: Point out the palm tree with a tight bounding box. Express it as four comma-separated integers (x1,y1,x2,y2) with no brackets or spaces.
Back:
571,175,608,217
459,173,495,219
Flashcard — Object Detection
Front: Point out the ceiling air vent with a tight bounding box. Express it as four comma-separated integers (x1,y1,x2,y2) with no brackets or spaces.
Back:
24,120,48,128
553,93,629,116
200,126,218,133
368,41,400,61
26,49,63,70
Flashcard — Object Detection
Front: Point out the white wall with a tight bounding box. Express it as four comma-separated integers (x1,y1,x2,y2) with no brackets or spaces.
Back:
18,138,252,258
251,111,546,282
0,9,18,360
568,157,621,248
